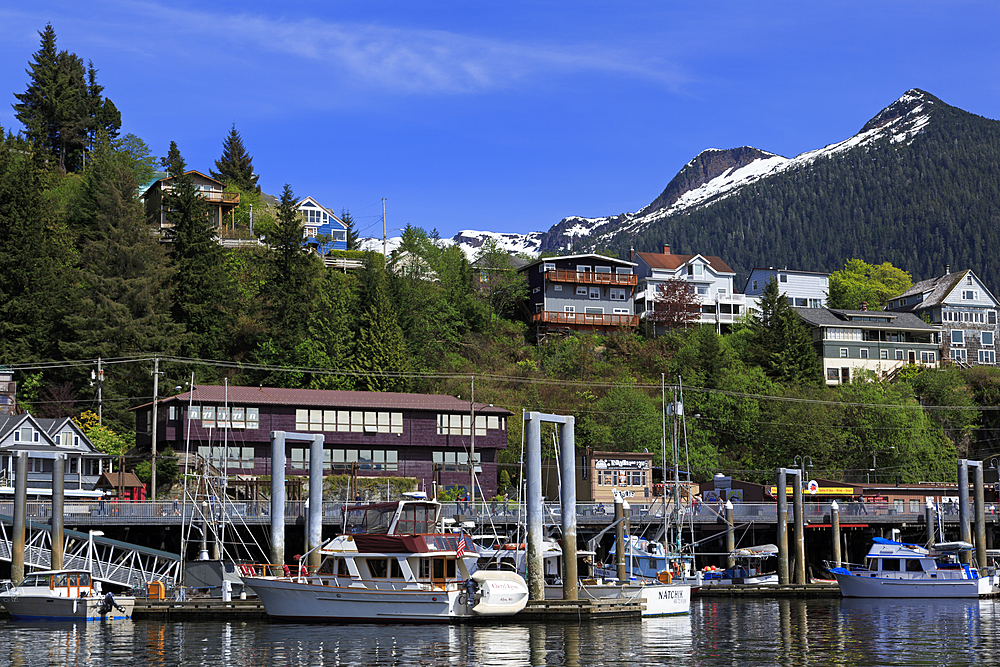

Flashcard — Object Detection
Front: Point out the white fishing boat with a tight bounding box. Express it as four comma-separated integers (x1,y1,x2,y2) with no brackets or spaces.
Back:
241,499,529,622
0,570,134,621
701,544,778,586
829,537,999,598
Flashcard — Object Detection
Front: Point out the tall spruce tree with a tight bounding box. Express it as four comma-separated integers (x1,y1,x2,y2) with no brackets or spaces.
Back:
750,278,823,385
13,24,97,172
353,252,410,392
162,142,234,358
0,127,73,361
210,123,258,193
59,133,182,430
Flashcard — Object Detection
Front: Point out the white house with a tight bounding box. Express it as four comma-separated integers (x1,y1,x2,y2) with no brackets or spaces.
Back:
631,245,740,332
743,268,829,312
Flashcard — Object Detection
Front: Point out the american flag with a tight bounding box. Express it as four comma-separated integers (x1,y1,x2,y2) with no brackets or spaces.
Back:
456,536,466,558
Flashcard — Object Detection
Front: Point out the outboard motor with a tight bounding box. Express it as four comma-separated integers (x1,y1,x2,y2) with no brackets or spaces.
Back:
100,591,125,614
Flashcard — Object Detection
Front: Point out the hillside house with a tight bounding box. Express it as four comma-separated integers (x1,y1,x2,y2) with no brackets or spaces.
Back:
794,308,941,385
743,268,829,312
134,386,512,499
631,245,740,333
0,414,110,491
141,171,240,233
296,197,348,254
885,267,999,366
517,254,639,337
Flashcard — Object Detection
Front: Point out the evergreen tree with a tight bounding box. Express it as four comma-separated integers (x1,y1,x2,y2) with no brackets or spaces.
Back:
341,208,360,250
160,141,185,176
210,123,258,193
750,278,823,385
353,252,410,392
0,128,73,361
12,24,94,172
162,142,233,357
58,133,182,431
473,238,528,327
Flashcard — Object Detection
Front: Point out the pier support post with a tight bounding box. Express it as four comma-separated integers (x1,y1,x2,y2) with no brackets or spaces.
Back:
559,418,578,601
308,434,325,572
791,470,805,584
615,496,626,581
270,432,287,575
831,500,841,569
524,412,544,600
725,500,735,569
972,461,986,569
12,451,27,584
958,459,971,564
776,468,789,585
51,454,65,570
925,500,936,548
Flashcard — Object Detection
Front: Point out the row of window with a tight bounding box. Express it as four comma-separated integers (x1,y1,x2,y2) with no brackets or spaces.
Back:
597,470,648,487
554,306,631,315
295,410,404,435
540,264,633,275
950,330,994,346
942,310,993,323
436,414,503,436
0,455,100,475
432,450,481,471
171,406,262,430
838,348,936,362
951,349,996,364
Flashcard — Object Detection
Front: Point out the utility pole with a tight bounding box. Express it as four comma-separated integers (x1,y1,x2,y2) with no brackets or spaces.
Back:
470,375,475,508
151,357,160,500
382,197,387,259
97,357,103,424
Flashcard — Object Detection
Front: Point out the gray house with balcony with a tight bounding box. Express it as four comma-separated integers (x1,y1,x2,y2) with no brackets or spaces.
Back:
517,254,638,338
744,268,829,312
794,308,941,385
885,267,999,366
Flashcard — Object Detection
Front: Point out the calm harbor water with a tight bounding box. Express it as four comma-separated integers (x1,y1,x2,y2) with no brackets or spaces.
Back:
1,598,998,666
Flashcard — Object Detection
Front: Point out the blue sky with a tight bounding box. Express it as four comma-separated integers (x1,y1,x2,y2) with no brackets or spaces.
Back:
2,1,999,240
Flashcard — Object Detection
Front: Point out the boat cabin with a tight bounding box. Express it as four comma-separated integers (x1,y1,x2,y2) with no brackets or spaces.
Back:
17,570,95,597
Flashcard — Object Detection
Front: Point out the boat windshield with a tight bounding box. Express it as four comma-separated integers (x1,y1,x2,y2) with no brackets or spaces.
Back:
17,574,50,587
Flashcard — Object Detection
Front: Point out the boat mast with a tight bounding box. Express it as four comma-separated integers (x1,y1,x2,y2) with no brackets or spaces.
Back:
661,373,668,564
672,385,681,557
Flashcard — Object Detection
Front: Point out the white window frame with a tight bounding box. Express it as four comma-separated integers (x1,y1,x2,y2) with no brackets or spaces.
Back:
840,348,849,358
584,307,604,314
983,331,995,346
952,330,965,346
564,306,575,313
553,284,563,292
860,349,869,359
589,287,601,300
880,349,888,360
576,286,588,296
613,308,629,314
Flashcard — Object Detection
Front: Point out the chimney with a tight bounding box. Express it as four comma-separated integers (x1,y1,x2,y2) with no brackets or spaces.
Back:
663,244,671,255
630,247,635,261
861,302,868,311
945,264,950,275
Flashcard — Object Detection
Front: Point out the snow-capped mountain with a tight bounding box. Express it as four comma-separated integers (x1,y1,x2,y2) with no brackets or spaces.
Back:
359,229,544,261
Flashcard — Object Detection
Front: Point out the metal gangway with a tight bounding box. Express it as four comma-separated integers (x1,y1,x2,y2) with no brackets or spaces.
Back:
0,514,181,589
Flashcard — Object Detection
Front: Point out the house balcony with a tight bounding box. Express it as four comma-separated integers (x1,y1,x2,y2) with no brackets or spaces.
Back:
545,270,637,286
530,311,639,329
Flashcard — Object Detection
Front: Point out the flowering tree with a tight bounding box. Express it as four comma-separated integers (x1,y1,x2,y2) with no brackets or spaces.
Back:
648,278,701,331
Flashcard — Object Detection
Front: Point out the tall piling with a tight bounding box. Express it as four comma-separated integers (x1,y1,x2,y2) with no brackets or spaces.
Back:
615,496,626,581
270,432,287,575
958,459,971,564
925,499,936,547
831,500,841,569
725,500,735,569
51,454,65,570
559,417,578,601
308,434,325,571
791,470,806,584
776,468,789,585
524,412,544,600
11,451,28,584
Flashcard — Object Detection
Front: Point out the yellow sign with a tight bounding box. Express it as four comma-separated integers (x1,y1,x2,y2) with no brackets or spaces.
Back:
768,486,856,496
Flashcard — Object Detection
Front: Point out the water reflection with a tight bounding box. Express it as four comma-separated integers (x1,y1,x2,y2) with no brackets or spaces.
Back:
1,599,998,666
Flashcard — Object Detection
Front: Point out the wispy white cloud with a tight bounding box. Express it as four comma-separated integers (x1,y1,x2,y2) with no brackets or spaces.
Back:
101,1,687,95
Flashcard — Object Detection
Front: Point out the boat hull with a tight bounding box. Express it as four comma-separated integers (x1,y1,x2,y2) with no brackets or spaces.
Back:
833,572,997,599
244,574,528,623
0,594,134,621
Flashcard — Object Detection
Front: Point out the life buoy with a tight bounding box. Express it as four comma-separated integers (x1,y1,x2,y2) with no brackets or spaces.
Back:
283,564,292,577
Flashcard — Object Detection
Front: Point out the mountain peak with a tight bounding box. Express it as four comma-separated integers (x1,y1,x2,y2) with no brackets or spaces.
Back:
859,88,941,134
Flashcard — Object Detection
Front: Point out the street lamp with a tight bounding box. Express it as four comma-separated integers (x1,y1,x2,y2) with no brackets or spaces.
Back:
792,455,814,488
87,530,104,575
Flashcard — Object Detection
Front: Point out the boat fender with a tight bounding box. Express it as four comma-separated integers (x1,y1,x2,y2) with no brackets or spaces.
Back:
663,571,673,584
